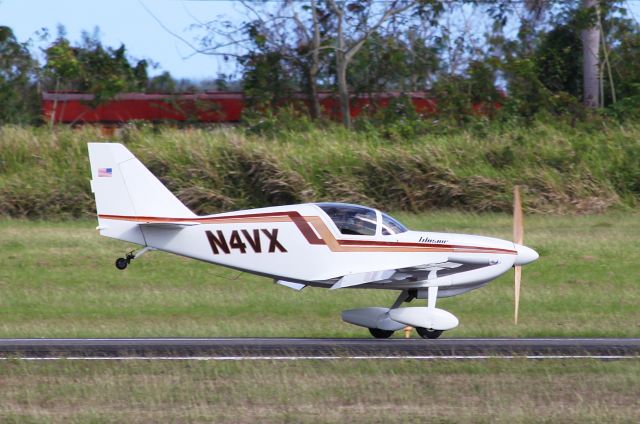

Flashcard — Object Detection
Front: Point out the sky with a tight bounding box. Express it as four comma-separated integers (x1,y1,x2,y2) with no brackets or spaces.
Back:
2,0,640,81
0,0,241,80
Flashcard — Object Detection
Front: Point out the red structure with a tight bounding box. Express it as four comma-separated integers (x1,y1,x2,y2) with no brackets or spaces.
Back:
42,91,492,125
42,92,244,124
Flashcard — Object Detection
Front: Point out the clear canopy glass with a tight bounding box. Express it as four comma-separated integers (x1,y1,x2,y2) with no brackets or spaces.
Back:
316,203,407,236
381,212,408,235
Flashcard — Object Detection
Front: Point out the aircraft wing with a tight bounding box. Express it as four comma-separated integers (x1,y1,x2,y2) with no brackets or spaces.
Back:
329,255,499,290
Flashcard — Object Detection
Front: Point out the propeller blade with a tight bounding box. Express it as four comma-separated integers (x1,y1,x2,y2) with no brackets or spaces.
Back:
513,185,523,324
514,265,521,324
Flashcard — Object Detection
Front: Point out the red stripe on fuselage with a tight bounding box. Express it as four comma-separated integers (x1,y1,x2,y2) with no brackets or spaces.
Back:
336,239,516,255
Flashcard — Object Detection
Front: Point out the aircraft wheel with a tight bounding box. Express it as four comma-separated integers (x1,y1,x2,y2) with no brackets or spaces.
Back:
368,328,394,339
416,327,443,339
115,257,128,270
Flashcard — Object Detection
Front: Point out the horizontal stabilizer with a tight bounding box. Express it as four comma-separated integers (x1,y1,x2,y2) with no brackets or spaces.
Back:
276,280,306,291
138,222,199,229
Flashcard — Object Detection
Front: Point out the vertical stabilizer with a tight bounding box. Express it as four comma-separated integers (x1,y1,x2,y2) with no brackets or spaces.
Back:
88,143,195,244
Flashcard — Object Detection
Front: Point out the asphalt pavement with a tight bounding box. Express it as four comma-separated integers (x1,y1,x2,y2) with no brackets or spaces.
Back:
0,338,639,358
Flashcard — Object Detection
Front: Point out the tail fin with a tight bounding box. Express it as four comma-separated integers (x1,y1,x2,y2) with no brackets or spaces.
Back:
88,143,195,243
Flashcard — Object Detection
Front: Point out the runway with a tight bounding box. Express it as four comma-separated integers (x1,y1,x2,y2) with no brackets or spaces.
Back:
1,338,639,359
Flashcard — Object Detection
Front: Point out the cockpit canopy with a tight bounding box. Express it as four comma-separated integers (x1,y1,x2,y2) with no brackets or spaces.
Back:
316,203,408,236
381,211,408,236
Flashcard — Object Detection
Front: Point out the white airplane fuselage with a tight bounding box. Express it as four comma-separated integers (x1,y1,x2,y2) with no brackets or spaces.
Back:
98,203,535,297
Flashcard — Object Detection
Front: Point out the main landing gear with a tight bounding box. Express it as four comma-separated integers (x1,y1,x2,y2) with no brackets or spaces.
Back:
367,326,443,339
368,328,395,339
359,287,450,339
390,289,445,340
115,247,153,270
415,327,443,339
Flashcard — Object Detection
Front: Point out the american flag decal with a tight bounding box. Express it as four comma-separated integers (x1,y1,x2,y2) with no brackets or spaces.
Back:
98,167,113,177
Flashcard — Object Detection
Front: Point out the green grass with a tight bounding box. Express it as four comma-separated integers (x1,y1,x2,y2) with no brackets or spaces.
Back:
0,212,638,338
1,359,639,423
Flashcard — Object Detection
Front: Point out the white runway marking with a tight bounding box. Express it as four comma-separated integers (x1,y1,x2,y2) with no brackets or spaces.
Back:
1,355,638,361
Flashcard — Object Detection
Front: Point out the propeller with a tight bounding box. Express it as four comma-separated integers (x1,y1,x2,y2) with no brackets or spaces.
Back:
513,185,523,324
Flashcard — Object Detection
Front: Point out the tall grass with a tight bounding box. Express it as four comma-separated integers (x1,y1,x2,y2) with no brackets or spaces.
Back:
0,121,638,218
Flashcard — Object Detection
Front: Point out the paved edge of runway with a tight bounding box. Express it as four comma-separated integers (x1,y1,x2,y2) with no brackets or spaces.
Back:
1,338,639,358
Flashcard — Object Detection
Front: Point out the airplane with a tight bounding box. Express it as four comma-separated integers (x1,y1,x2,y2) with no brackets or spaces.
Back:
88,143,538,339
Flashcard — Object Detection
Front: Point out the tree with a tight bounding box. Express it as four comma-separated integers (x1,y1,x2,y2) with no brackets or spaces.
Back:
291,0,324,119
191,0,330,119
580,0,600,108
535,23,582,97
42,28,149,106
605,5,640,106
191,1,443,126
0,26,40,124
147,71,177,93
241,48,295,109
325,0,418,127
486,0,604,109
346,31,441,95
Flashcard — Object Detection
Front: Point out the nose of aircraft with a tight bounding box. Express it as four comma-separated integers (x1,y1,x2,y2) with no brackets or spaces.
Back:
513,243,539,266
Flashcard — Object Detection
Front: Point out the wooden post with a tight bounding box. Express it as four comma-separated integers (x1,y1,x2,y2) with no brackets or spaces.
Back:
404,326,413,338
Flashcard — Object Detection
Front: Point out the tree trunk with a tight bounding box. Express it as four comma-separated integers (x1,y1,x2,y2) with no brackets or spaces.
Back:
581,0,600,108
307,0,321,120
336,59,351,128
306,64,321,119
326,0,413,127
332,5,351,128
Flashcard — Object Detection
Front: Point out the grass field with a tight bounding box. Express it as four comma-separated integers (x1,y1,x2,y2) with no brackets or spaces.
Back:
0,211,638,338
1,359,639,423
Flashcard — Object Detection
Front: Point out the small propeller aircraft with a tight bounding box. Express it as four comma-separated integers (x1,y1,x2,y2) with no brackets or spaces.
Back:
88,143,538,339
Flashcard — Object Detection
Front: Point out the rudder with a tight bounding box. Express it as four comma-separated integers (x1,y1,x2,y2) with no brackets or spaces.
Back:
88,142,195,244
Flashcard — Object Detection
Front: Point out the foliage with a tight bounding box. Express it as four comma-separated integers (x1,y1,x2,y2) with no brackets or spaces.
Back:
146,71,177,93
605,9,640,112
346,31,441,94
242,105,320,138
240,50,296,109
535,23,582,97
42,29,149,106
0,27,40,125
